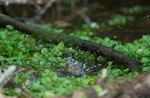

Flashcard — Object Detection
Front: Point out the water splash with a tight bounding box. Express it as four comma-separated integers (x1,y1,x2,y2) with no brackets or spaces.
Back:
58,57,102,77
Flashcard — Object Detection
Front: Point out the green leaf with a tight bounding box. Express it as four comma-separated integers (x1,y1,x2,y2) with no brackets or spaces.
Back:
6,25,14,30
14,88,22,95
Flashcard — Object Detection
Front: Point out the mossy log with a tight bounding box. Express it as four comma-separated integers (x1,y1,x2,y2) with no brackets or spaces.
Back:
0,13,141,72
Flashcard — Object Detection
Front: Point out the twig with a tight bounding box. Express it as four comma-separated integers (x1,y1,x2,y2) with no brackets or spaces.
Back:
0,65,17,87
34,0,56,21
40,0,56,16
76,8,92,25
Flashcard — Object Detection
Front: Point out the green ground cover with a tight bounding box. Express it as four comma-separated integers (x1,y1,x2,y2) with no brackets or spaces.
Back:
0,24,149,97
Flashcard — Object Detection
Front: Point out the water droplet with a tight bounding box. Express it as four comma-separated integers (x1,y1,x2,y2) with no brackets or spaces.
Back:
113,36,117,39
80,52,83,54
147,15,149,18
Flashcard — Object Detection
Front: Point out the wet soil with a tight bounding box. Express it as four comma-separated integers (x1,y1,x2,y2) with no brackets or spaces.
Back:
0,2,150,43
98,16,150,42
96,12,150,42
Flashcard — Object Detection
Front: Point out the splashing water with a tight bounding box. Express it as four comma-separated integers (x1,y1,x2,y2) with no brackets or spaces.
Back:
58,57,102,77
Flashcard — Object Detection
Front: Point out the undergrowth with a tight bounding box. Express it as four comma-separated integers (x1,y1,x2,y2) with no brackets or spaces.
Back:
0,23,149,97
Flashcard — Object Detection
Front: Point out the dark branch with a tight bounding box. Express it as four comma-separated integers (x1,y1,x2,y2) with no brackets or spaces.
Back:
0,13,141,72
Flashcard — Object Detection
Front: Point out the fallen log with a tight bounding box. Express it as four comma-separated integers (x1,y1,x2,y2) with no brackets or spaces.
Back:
0,13,141,72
